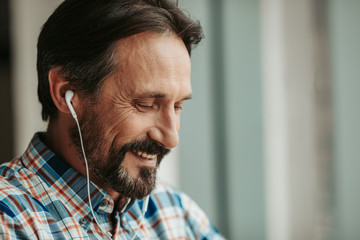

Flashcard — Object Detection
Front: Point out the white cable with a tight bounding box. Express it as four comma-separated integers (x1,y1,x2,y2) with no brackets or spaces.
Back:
131,195,150,240
71,102,149,240
74,116,113,240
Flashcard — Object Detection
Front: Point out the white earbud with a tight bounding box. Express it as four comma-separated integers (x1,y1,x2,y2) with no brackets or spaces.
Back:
65,90,78,120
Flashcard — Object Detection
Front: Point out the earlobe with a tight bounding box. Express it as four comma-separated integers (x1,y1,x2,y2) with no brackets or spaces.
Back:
48,68,77,116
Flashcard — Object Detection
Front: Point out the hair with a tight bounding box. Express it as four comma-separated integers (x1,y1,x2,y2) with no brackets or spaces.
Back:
37,0,203,121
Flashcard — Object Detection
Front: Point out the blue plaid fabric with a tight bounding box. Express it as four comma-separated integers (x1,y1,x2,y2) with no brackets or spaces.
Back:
0,133,224,239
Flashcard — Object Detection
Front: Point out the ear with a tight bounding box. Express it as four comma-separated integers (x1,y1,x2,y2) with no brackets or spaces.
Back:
48,68,80,116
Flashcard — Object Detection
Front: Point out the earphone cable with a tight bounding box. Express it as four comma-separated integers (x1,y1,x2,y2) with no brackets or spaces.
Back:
68,93,149,240
74,116,113,240
75,116,149,240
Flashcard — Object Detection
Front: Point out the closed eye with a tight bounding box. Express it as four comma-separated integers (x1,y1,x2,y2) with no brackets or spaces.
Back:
175,105,183,111
137,103,154,109
175,101,185,111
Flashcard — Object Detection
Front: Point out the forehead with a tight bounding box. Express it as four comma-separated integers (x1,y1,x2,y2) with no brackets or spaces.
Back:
103,32,192,97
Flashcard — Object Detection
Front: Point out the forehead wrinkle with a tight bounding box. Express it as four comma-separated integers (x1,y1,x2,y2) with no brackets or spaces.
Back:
116,32,190,82
105,32,191,104
136,92,192,102
116,32,158,72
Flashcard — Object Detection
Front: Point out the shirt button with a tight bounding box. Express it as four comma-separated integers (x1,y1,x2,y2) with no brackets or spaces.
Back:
100,200,107,208
79,218,87,228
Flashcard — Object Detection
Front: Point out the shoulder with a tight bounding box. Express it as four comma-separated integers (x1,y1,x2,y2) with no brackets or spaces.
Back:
0,158,47,218
151,181,205,214
151,182,184,207
146,182,203,220
151,182,225,239
152,181,203,213
0,158,24,178
0,160,57,239
0,158,33,196
0,158,29,198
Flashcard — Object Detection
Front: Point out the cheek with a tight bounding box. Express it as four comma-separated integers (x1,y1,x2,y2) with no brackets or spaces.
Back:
122,152,139,173
175,113,181,131
106,114,154,143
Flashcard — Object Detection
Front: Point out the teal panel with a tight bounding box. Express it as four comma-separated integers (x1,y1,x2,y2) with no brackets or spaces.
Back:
223,0,265,239
179,0,220,232
179,0,265,239
328,1,360,239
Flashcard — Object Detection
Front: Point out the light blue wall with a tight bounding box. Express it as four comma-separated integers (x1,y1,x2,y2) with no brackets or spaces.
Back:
223,1,265,238
178,0,219,230
178,1,360,239
179,1,265,239
329,1,360,239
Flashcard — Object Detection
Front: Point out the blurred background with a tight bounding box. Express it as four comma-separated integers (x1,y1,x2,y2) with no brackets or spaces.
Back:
1,0,359,239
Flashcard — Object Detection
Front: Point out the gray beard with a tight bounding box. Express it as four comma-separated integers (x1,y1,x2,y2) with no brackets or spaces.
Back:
69,107,168,199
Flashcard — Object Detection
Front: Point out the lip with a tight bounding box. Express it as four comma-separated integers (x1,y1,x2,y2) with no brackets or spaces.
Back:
130,151,157,167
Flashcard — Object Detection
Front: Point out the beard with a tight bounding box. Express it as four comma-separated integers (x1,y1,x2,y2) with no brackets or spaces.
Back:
69,107,170,199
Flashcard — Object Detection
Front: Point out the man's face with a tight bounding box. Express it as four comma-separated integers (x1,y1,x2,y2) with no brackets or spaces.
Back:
70,32,192,199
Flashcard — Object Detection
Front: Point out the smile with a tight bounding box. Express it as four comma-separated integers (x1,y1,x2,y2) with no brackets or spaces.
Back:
134,150,157,160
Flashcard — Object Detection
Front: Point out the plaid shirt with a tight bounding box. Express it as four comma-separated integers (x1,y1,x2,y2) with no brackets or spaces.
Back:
0,133,224,240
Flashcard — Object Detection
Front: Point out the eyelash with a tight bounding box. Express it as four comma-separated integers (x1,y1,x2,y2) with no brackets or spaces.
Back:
174,105,183,111
136,103,183,111
137,103,154,109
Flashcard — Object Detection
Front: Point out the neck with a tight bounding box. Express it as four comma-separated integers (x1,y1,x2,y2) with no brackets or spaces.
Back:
44,118,72,163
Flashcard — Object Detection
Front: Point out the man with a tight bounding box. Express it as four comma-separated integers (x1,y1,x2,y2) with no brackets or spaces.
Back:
0,0,225,239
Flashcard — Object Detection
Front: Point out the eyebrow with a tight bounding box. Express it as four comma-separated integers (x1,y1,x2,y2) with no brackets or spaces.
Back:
138,92,193,101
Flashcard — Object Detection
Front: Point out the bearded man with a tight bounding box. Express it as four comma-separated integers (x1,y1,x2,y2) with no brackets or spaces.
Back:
0,0,225,239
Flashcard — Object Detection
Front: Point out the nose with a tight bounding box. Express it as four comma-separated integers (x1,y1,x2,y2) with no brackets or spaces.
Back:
147,108,179,149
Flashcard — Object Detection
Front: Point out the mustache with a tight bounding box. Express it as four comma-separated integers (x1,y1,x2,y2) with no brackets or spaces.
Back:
121,139,170,157
107,138,171,164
